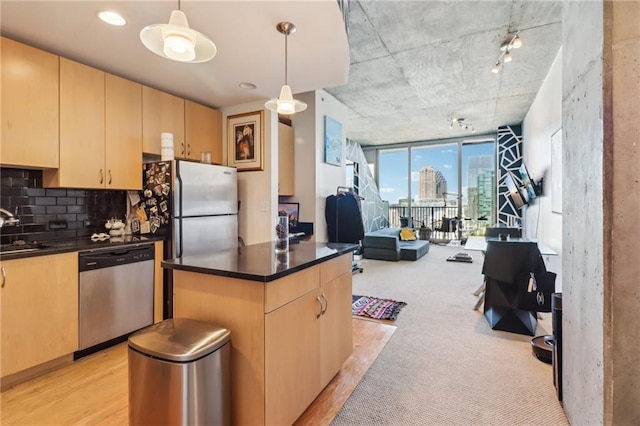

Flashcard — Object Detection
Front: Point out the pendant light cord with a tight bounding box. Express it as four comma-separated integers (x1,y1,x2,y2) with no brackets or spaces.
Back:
284,32,288,85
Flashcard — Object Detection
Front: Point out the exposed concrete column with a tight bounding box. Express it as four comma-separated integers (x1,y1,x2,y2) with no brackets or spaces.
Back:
563,0,640,424
602,0,640,424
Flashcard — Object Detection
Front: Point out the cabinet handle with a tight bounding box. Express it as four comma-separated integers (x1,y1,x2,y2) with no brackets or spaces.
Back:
321,293,328,315
187,144,191,156
99,169,104,184
316,296,323,318
181,142,185,155
108,169,112,185
1,266,6,288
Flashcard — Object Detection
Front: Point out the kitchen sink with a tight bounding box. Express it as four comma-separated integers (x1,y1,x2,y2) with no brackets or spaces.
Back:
0,242,51,254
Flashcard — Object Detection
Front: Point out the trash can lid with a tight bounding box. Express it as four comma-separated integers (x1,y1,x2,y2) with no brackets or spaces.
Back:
128,318,231,362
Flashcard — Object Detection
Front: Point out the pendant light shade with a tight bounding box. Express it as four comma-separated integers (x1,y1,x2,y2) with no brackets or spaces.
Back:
265,22,307,115
140,8,216,63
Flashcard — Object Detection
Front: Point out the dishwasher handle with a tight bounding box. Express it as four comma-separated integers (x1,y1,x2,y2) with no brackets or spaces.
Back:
79,244,155,272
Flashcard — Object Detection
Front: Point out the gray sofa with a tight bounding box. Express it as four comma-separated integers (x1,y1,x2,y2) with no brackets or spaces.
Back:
362,228,430,261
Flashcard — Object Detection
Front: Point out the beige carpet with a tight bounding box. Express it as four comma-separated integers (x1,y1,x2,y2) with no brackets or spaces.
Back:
333,244,568,425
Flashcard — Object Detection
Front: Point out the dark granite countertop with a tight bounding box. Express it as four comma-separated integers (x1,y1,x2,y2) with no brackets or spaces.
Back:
162,241,358,283
0,235,163,260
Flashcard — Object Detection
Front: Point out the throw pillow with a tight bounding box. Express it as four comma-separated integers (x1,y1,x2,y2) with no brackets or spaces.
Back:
399,226,417,241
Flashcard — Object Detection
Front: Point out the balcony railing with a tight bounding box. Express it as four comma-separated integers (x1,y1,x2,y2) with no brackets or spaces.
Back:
387,205,487,241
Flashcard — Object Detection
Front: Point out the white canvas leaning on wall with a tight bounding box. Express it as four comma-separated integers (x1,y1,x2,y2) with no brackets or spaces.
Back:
551,128,562,213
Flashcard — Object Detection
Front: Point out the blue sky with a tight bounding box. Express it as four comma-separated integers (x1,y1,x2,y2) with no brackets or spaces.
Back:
378,142,494,204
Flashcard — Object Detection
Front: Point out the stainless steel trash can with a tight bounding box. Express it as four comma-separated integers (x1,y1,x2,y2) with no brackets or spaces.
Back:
128,318,231,425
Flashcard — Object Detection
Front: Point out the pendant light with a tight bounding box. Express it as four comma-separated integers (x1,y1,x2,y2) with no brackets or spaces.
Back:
265,22,307,115
140,0,216,63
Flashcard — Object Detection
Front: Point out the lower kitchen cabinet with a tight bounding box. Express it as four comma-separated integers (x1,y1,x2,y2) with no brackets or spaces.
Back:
173,253,353,426
265,290,322,425
0,253,78,381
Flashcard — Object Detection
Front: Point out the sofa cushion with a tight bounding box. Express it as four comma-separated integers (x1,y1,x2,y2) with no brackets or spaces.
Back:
399,240,430,261
363,246,400,261
363,229,400,250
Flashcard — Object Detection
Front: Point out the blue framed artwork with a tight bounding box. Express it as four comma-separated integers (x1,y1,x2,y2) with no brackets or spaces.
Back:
324,115,343,166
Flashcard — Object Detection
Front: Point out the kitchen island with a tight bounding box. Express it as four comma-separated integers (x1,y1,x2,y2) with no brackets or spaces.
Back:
162,241,357,426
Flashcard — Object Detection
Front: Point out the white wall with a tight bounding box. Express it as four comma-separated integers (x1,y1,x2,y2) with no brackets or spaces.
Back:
290,91,318,240
522,47,563,289
292,89,348,242
221,101,278,245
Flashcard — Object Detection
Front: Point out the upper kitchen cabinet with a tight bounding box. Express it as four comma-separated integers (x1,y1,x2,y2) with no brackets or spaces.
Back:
45,58,105,189
1,37,59,169
278,123,295,196
105,74,142,189
44,59,142,189
185,100,222,164
142,86,185,156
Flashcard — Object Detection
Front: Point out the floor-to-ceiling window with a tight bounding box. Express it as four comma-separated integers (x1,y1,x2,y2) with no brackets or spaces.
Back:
378,148,409,227
371,137,496,239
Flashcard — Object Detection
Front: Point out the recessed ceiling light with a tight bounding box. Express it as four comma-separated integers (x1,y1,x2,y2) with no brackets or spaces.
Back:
238,82,257,90
98,11,126,26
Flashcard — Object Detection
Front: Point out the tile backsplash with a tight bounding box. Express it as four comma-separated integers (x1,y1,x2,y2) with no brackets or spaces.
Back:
0,168,127,245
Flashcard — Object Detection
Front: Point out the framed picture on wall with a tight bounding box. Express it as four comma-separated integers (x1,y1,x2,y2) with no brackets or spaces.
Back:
324,115,343,166
227,110,264,171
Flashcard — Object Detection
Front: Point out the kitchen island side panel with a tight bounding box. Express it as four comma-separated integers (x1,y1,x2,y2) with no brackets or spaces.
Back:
173,270,266,426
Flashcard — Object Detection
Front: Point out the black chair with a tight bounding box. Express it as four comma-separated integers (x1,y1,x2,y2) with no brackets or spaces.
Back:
481,240,546,335
484,226,521,238
472,227,522,309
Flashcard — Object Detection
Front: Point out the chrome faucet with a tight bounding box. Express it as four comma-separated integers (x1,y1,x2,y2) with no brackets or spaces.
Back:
0,208,20,228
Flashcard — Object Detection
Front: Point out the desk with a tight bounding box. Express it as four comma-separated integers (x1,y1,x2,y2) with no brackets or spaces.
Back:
464,236,557,256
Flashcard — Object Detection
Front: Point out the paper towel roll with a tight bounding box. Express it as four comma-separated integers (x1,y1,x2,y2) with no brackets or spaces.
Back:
161,133,174,161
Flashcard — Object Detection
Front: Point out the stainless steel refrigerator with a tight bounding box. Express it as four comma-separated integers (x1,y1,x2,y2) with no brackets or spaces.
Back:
140,160,238,317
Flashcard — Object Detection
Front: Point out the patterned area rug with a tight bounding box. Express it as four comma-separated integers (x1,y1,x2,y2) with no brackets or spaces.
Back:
352,295,407,321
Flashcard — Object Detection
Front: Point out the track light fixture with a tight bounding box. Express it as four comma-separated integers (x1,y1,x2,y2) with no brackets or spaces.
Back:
449,117,474,132
491,32,522,74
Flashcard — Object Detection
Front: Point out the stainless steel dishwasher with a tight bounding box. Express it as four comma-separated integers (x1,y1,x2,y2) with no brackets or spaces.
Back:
78,243,154,351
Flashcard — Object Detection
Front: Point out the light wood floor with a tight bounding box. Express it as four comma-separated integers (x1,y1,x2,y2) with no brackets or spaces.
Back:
1,318,396,426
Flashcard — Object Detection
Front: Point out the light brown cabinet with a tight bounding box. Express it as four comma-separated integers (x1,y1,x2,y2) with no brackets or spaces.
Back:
45,60,142,189
0,253,78,380
278,122,295,196
105,73,143,189
142,86,185,156
1,37,59,168
173,253,353,426
185,100,222,163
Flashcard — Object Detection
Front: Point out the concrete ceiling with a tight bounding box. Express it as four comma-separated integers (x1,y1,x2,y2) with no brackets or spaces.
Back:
1,1,562,148
325,0,562,146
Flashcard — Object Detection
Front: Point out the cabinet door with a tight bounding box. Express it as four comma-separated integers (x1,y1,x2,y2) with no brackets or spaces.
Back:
106,73,142,190
1,37,59,168
319,272,353,387
142,86,185,156
1,253,78,377
58,58,105,188
265,290,321,426
185,100,222,162
278,123,295,196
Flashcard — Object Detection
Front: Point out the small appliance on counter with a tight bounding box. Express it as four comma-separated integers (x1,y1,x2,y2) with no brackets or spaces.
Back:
137,160,239,318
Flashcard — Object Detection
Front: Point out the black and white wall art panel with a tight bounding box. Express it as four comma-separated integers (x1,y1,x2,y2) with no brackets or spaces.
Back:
497,125,524,227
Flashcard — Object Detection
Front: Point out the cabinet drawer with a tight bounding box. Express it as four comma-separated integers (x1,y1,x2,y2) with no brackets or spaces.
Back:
320,254,351,284
265,266,319,313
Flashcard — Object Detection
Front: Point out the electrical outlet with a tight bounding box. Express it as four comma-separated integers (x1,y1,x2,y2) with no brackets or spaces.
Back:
260,201,268,212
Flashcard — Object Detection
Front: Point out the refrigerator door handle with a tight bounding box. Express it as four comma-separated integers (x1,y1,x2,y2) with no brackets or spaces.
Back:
174,218,183,258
